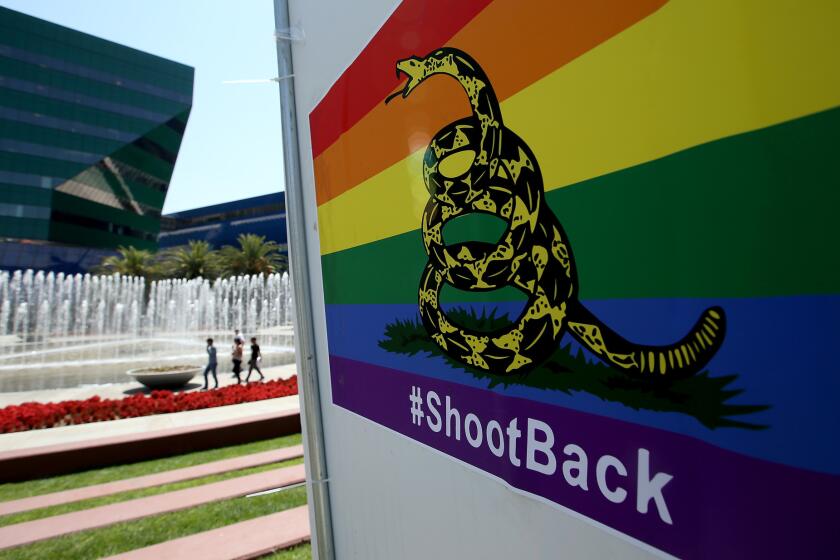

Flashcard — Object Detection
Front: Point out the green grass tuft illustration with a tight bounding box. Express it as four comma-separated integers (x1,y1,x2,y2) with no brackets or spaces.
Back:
379,307,769,430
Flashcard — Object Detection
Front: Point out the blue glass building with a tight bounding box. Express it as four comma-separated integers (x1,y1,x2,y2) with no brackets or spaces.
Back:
158,193,287,253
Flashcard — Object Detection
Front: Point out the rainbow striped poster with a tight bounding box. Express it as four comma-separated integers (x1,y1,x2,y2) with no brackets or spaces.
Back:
308,1,840,556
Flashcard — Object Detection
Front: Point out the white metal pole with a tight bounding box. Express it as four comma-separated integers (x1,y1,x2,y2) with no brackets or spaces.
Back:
272,1,335,558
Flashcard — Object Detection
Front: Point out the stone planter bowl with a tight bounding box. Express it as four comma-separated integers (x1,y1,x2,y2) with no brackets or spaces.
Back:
127,366,202,389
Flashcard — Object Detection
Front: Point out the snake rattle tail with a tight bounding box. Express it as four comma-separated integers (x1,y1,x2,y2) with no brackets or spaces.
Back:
566,301,726,379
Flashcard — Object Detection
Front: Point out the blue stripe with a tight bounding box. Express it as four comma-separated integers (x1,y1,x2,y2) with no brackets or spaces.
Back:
325,295,840,474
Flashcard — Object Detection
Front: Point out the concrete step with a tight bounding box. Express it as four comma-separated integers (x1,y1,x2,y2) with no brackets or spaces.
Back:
0,464,306,550
0,403,301,482
0,445,304,517
104,506,310,560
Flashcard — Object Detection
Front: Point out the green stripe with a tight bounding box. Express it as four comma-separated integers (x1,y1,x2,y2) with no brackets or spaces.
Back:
321,106,840,304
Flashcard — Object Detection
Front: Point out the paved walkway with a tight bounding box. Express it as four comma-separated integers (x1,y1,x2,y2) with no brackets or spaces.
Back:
0,464,306,550
105,506,310,560
0,445,304,516
0,363,297,408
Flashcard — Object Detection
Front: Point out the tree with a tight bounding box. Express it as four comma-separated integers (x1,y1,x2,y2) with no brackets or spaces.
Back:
219,234,287,277
95,246,160,280
161,240,219,279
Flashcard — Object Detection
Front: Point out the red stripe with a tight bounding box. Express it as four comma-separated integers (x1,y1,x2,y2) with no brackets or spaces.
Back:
309,0,492,158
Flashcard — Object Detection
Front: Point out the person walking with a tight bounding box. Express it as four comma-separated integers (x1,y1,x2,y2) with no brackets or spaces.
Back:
234,328,245,345
203,338,218,390
246,336,264,382
231,337,244,384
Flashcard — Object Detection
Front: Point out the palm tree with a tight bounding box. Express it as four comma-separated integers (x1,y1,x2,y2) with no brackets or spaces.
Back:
161,240,219,279
96,246,160,280
219,234,287,277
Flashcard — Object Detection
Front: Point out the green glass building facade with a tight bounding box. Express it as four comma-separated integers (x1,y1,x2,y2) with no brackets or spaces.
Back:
0,6,193,271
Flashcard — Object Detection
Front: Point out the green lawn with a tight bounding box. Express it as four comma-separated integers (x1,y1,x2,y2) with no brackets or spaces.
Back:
1,486,309,560
0,456,303,527
0,433,302,502
0,434,310,559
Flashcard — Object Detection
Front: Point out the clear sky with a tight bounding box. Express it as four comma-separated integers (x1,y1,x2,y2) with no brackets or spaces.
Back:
0,0,285,213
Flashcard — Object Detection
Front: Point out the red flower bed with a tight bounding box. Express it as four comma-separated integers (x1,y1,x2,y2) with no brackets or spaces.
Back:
0,376,298,434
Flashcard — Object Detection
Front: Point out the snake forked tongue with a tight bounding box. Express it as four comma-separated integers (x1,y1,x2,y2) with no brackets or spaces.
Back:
385,57,425,104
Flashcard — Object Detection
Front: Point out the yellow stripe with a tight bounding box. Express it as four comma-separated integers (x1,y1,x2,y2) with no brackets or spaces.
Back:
317,0,840,255
318,151,427,256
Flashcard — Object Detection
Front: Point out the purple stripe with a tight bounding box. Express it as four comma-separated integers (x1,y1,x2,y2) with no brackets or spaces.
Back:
330,355,838,559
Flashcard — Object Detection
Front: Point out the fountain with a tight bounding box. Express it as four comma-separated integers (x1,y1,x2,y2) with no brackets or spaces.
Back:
0,270,295,391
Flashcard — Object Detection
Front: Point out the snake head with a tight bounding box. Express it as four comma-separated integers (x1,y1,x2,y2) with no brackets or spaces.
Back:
385,56,427,104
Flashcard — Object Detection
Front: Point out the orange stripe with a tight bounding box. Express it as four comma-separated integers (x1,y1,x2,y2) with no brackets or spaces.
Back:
313,0,667,206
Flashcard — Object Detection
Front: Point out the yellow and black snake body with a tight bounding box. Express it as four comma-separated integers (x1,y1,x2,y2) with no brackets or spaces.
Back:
387,48,725,378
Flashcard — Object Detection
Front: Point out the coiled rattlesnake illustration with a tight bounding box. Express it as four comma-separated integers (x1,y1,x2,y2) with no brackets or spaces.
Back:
386,48,725,378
